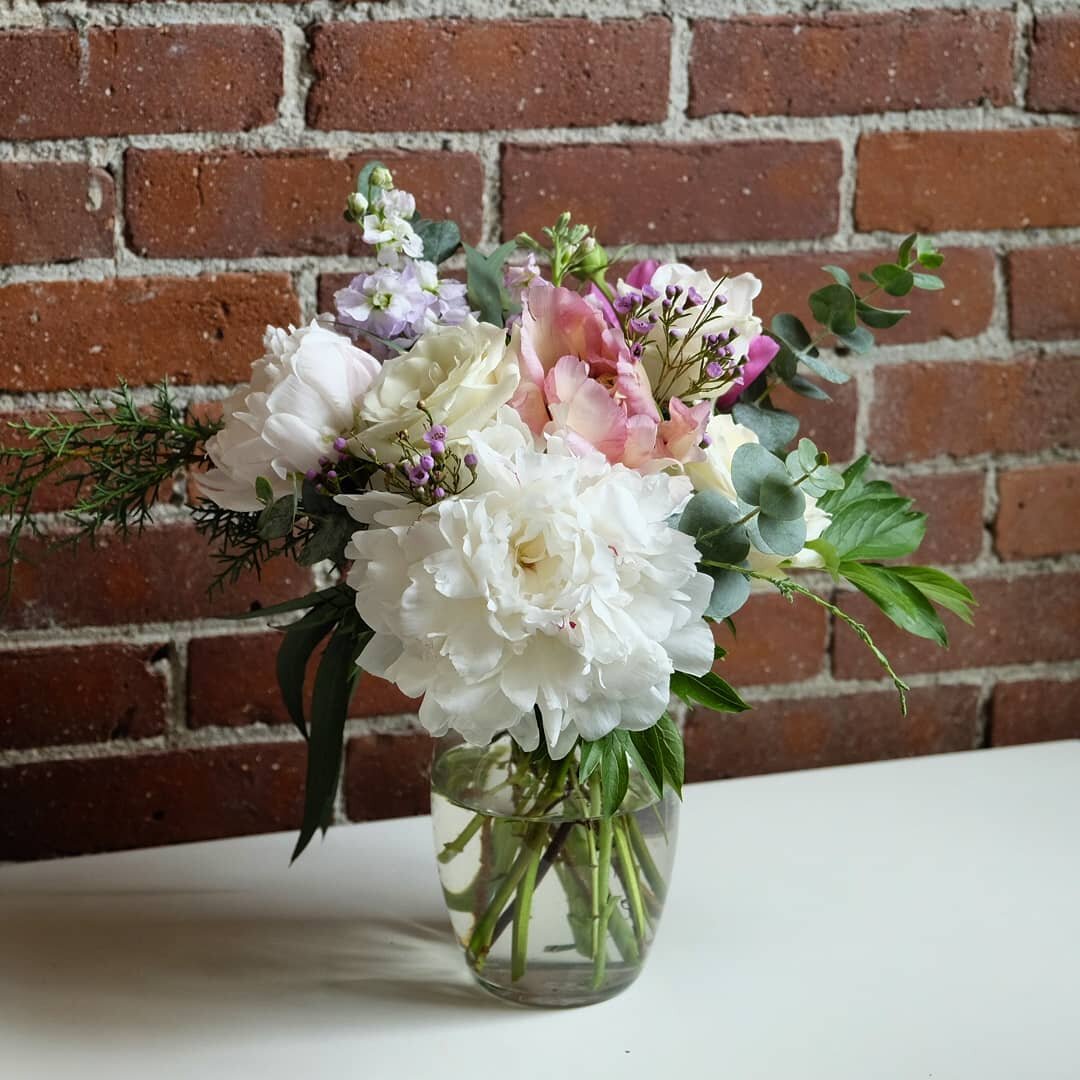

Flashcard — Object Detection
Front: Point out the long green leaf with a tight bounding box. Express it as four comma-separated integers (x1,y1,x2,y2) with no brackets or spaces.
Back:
627,727,666,799
670,671,750,713
600,736,630,817
655,714,685,798
227,585,351,621
275,608,337,738
823,496,926,561
465,241,517,326
890,566,976,625
292,622,369,861
840,562,947,646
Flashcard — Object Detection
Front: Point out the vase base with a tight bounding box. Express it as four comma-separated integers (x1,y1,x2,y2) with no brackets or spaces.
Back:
470,960,640,1009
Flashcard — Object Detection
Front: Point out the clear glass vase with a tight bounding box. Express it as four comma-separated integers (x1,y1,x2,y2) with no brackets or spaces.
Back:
430,732,678,1008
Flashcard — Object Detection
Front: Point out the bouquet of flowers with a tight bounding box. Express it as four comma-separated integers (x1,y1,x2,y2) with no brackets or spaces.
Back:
1,163,973,1005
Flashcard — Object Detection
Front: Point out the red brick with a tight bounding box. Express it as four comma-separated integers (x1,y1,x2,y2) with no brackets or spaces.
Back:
1028,15,1080,113
996,463,1080,560
991,679,1080,746
833,573,1080,680
5,523,309,630
344,732,431,821
893,471,986,565
856,129,1080,231
869,356,1080,464
502,142,842,244
690,12,1013,118
0,163,113,265
0,27,281,139
702,248,994,346
0,274,299,393
0,643,169,751
307,18,670,132
685,685,980,781
188,632,419,729
1009,247,1080,341
126,149,484,259
0,743,304,860
768,379,859,464
712,593,828,686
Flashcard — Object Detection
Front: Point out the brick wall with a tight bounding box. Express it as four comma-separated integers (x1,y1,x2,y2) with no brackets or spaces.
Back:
1,2,1078,861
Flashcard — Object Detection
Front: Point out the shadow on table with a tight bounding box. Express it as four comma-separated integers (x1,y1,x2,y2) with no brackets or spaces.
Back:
0,907,508,1041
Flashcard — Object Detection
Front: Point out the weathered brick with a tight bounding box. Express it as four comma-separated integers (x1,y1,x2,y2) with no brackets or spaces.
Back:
188,632,419,729
6,524,309,630
713,593,829,686
307,18,670,132
0,27,281,139
0,274,299,393
869,357,1080,464
0,743,304,860
690,12,1014,117
995,463,1080,560
685,685,980,781
126,149,484,258
502,142,842,244
856,130,1080,231
1009,247,1080,341
1028,15,1080,113
0,163,114,265
1,643,169,751
345,732,432,821
991,679,1080,746
769,378,859,464
833,573,1080,679
702,248,994,346
893,471,986,565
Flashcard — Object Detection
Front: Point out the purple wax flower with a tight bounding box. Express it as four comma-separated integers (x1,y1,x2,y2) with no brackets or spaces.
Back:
332,436,348,452
628,316,652,336
706,361,725,380
463,452,478,469
407,465,429,486
641,284,660,302
613,293,638,315
700,434,713,448
686,287,704,306
305,468,319,481
419,454,436,471
434,487,446,499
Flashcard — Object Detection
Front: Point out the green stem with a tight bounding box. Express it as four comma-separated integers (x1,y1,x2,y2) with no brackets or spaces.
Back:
511,842,543,981
613,818,648,946
592,812,615,990
627,816,666,901
437,813,484,864
558,838,640,965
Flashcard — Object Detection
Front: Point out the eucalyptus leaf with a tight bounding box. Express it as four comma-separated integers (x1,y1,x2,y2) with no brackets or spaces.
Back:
679,490,751,564
856,299,909,329
797,350,851,384
911,272,944,291
731,442,788,506
356,160,387,200
786,374,831,401
897,233,917,266
821,264,852,287
465,241,517,326
797,438,819,474
836,326,875,355
731,403,800,452
705,567,751,619
771,312,814,351
871,264,915,297
755,513,807,557
759,473,806,521
413,218,461,264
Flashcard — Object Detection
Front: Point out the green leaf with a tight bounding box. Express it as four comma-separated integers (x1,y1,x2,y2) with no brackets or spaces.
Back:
890,566,976,625
413,218,461,264
298,514,354,568
578,737,605,784
670,671,749,713
255,476,274,506
771,313,814,352
356,160,387,200
821,264,852,287
753,513,807,557
627,728,666,799
837,326,875,354
817,456,904,515
465,241,517,326
257,494,296,541
805,537,841,576
798,350,851,384
915,236,944,269
897,234,917,266
911,272,944,291
600,736,630,817
786,375,831,401
809,283,858,335
823,496,926,561
732,442,788,506
796,437,819,474
228,584,352,621
276,609,337,738
759,473,806,521
731,403,799,452
840,562,947,646
856,299,909,329
871,264,914,297
292,621,368,861
654,714,685,798
704,568,751,619
679,491,751,564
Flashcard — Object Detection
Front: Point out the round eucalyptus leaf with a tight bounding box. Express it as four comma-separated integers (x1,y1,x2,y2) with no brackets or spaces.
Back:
705,569,751,619
731,442,787,506
678,490,751,564
756,513,807,557
759,474,807,521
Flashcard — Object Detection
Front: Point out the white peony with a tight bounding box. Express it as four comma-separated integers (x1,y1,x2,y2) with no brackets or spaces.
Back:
199,320,380,512
341,412,715,757
685,413,831,579
628,263,765,402
353,317,521,460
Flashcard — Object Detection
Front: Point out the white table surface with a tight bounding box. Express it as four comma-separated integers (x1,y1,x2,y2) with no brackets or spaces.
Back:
1,741,1077,1079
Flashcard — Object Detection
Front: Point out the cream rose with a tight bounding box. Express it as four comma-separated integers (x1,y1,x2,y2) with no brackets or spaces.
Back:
353,317,521,459
685,414,831,579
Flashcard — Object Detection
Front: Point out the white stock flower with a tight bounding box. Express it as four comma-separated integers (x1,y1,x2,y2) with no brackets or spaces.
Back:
343,419,715,756
353,317,521,459
629,263,765,401
685,414,831,579
199,320,380,512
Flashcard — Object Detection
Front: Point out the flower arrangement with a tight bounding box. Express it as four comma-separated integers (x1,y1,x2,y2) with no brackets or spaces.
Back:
0,162,973,1004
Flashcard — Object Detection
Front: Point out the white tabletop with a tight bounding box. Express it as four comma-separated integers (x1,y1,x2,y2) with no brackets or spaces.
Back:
1,741,1077,1079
